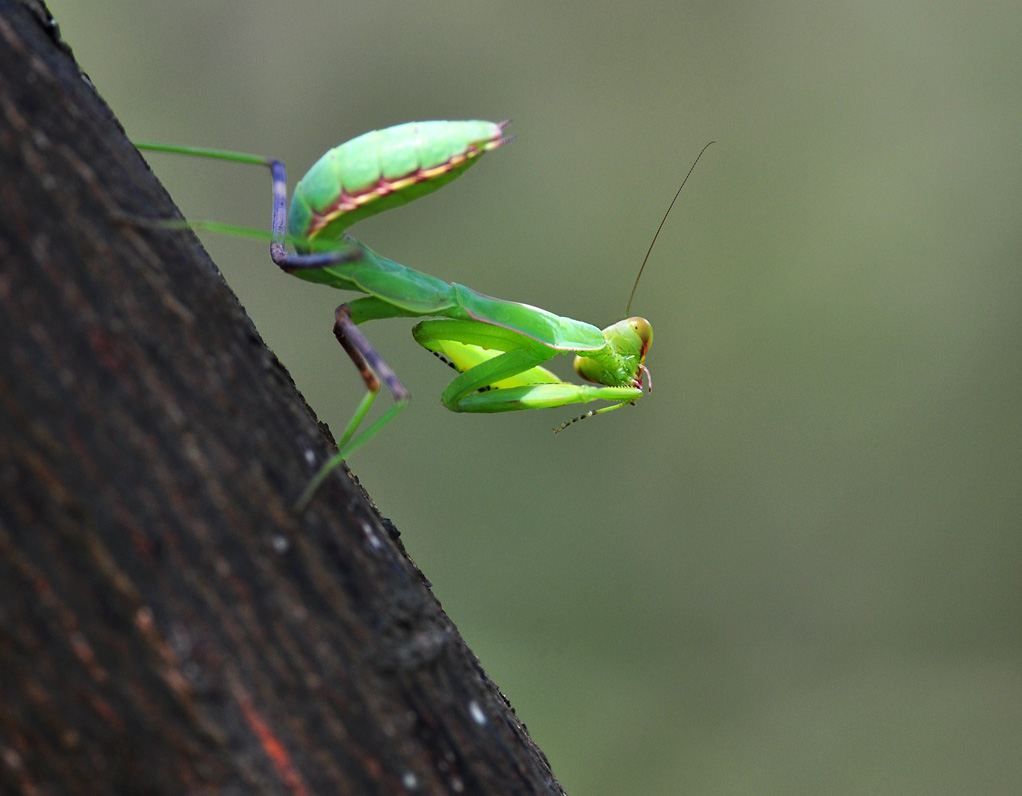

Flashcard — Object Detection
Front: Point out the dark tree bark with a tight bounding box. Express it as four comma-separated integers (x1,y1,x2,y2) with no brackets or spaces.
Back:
0,2,565,794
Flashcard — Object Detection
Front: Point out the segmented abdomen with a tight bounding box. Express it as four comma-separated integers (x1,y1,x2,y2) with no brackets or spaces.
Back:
289,120,508,246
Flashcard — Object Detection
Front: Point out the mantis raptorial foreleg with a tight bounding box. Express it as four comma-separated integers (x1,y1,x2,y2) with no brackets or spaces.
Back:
411,319,643,413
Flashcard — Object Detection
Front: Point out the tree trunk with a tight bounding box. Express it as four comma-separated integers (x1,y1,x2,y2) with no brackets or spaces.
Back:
0,2,565,793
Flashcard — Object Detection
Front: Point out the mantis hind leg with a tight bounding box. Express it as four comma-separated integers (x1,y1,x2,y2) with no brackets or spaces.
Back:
134,143,369,274
293,304,409,511
260,159,369,274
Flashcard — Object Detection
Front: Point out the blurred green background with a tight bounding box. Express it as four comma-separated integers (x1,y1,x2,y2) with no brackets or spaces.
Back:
48,2,1020,793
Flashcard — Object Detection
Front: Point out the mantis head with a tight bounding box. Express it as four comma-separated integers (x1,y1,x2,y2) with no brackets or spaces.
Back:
582,141,709,393
573,317,653,389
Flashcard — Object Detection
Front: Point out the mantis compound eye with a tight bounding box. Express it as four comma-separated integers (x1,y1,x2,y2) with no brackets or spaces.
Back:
627,317,653,360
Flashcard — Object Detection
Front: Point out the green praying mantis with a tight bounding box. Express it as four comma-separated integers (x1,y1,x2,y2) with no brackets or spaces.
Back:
136,121,710,509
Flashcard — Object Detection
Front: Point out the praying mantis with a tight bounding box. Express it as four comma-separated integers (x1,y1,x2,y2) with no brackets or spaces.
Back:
136,121,708,509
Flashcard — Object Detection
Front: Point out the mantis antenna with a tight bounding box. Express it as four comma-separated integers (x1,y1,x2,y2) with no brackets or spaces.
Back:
625,141,715,317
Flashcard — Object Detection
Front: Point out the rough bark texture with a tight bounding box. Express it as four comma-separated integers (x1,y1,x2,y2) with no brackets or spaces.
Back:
0,2,565,794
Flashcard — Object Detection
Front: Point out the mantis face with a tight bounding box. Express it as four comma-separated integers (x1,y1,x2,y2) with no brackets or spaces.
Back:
573,317,653,388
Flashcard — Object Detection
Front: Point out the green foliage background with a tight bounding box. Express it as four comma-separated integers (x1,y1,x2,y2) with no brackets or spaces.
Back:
49,2,1020,793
